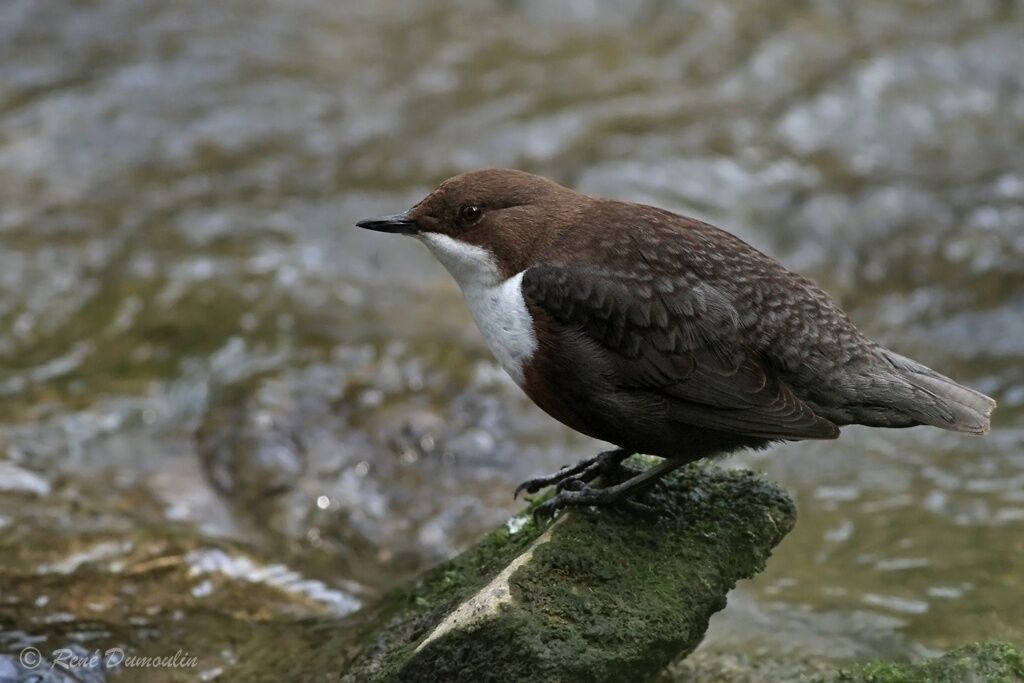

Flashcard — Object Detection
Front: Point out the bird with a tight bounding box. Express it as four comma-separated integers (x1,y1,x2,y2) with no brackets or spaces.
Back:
356,168,996,519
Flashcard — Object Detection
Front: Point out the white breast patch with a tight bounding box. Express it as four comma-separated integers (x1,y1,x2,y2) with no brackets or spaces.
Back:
418,232,537,386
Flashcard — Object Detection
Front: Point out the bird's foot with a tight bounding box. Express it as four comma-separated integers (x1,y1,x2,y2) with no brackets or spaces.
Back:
530,456,691,523
531,483,657,522
513,448,632,500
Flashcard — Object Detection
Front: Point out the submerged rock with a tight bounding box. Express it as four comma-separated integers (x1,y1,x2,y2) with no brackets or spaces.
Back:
659,640,1024,683
342,461,796,682
830,640,1024,683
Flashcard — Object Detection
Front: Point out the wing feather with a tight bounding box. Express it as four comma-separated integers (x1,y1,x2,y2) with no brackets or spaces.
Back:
522,263,839,441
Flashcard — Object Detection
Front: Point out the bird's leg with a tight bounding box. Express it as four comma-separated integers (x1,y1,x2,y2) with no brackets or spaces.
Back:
532,456,689,521
514,448,632,499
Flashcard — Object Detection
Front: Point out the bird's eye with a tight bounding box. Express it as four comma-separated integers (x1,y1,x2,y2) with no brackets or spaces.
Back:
459,204,483,223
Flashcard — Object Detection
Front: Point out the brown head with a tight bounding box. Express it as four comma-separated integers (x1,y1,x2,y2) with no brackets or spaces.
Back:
357,169,584,282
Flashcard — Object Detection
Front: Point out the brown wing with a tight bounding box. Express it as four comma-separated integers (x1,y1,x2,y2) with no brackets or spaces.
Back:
522,262,839,441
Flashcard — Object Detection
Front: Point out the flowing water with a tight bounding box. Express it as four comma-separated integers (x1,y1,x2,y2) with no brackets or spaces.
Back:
0,0,1022,680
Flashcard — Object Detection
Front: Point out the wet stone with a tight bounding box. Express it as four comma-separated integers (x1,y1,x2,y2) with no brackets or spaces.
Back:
342,462,796,683
827,640,1024,683
196,376,307,504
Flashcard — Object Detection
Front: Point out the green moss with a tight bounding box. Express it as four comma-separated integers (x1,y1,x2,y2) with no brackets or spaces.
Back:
833,641,1024,683
342,463,797,683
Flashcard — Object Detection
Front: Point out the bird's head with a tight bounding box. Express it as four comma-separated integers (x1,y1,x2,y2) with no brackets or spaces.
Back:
357,168,581,285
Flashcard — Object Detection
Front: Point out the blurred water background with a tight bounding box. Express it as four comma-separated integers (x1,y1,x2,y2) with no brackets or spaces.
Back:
0,0,1022,680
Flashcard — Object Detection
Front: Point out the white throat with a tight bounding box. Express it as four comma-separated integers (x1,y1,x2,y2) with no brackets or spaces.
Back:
418,232,537,386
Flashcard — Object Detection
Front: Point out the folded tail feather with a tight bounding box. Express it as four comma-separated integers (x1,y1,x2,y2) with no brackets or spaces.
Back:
882,350,996,434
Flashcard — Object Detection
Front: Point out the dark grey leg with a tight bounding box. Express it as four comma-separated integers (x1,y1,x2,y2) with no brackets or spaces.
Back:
513,448,632,499
532,456,689,521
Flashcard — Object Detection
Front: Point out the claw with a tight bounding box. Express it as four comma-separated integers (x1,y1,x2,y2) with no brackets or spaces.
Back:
531,496,566,523
529,456,690,523
512,480,536,500
532,488,660,524
531,487,611,522
513,449,631,501
532,504,551,524
514,471,567,499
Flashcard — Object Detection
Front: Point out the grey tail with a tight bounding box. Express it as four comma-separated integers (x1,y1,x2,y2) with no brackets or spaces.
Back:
882,350,996,434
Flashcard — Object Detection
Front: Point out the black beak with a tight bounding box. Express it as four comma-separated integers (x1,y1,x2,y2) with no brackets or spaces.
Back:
355,212,418,235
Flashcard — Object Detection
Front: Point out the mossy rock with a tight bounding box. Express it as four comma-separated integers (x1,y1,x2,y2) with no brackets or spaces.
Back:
832,640,1024,683
342,461,796,682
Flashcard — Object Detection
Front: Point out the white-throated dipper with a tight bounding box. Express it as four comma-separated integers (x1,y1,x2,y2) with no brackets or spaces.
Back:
357,169,996,519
